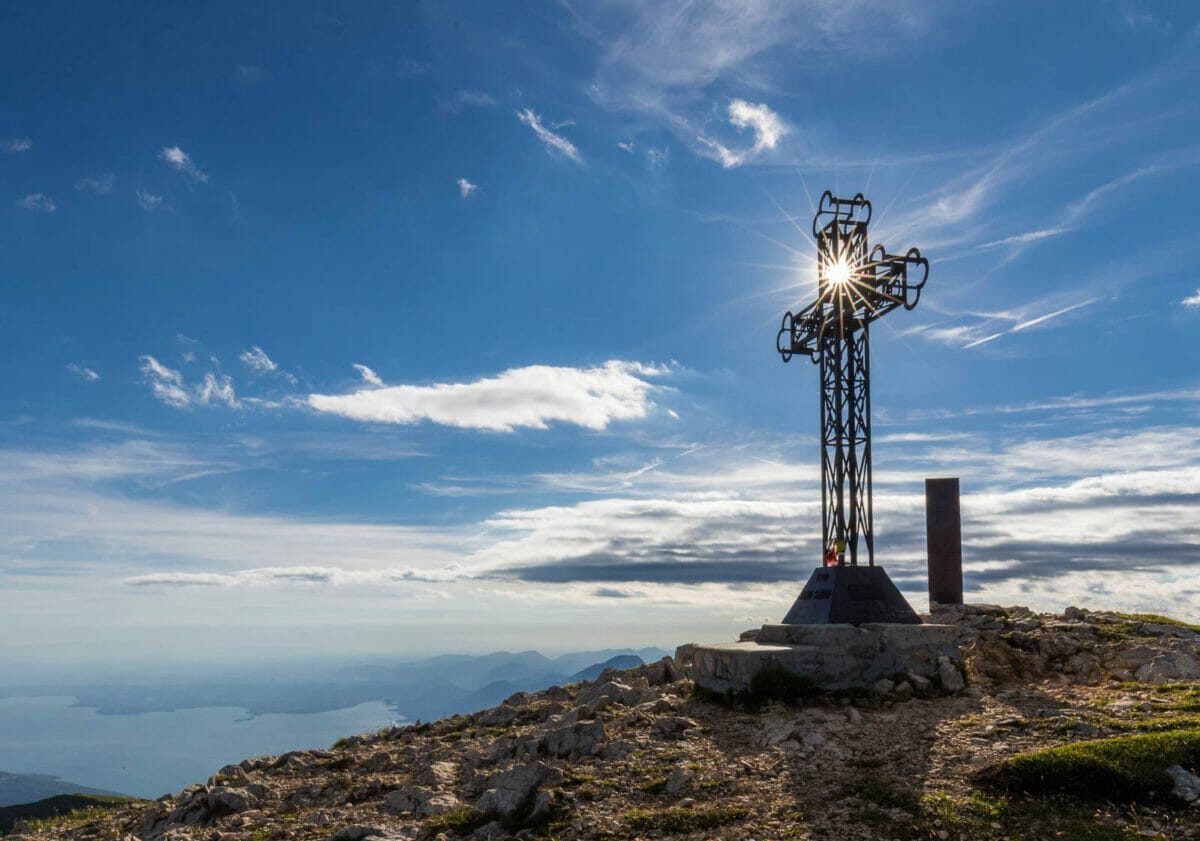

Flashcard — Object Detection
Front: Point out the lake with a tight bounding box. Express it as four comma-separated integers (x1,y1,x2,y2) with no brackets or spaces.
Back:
0,695,399,799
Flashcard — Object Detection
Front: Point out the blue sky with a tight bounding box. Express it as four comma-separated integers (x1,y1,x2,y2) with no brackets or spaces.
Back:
3,0,1200,678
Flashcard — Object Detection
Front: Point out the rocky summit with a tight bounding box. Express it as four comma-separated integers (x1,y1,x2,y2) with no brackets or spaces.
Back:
12,605,1200,840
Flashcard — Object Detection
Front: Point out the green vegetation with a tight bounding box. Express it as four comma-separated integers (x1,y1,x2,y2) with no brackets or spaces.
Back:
838,775,920,813
918,791,1009,841
425,806,493,833
640,775,670,793
1154,682,1200,711
0,794,142,835
621,805,751,834
1112,612,1200,632
985,730,1200,803
1094,622,1139,640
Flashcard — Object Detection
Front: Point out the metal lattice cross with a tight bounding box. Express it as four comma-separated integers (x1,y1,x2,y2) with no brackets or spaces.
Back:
776,191,929,566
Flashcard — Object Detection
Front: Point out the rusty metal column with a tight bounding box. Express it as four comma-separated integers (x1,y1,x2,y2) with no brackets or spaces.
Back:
925,478,963,607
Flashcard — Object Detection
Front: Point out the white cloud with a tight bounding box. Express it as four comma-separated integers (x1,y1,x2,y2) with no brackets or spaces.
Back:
698,98,787,168
972,227,1071,251
239,346,278,374
352,363,384,387
617,141,634,153
74,174,117,195
308,360,668,432
197,373,239,408
516,109,583,164
137,189,164,211
3,137,32,152
916,296,1099,351
1183,289,1200,307
442,90,499,113
1125,13,1171,35
125,564,466,588
16,193,55,212
139,355,238,409
140,356,190,407
457,177,478,198
66,363,100,382
159,146,208,182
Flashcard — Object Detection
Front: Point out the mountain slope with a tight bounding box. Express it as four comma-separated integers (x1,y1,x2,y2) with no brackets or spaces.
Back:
0,775,126,810
12,606,1200,840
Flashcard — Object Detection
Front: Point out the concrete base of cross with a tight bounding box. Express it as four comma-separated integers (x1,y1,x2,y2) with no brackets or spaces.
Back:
680,623,967,697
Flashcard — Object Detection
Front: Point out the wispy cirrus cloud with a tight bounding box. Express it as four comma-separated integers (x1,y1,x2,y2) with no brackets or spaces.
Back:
352,363,384,387
3,137,32,153
74,174,116,195
516,109,583,164
137,189,164,211
1184,289,1200,307
308,360,668,432
440,89,498,113
910,296,1099,351
125,565,465,588
66,363,100,382
237,345,297,385
698,99,787,168
16,193,55,212
239,346,278,374
140,355,239,409
457,177,478,198
159,146,208,182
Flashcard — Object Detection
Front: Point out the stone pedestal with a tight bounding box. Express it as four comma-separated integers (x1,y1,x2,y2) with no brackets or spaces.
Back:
687,623,965,695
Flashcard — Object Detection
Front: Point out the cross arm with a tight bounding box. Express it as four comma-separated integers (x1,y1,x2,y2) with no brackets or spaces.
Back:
862,245,929,321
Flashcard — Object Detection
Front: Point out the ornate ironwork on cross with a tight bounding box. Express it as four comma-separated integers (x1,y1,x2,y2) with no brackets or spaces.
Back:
776,191,929,569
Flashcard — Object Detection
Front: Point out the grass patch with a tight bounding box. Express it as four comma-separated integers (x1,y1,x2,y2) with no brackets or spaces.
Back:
640,775,670,794
917,791,1140,841
1112,612,1200,632
1094,712,1200,733
984,729,1200,804
621,805,751,833
425,806,493,833
1,795,143,835
918,791,1008,840
838,776,920,813
1153,683,1200,711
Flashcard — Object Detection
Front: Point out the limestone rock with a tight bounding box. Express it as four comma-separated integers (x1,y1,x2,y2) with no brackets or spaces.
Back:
1168,765,1200,805
938,656,965,693
475,760,562,818
415,760,458,789
1136,653,1200,682
544,719,606,758
666,766,696,795
385,786,433,814
480,705,519,726
653,716,698,737
418,792,465,817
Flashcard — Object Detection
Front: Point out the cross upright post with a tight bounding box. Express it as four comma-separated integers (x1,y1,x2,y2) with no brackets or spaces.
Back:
775,191,929,624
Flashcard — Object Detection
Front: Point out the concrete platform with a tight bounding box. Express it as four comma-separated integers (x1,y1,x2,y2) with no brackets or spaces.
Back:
688,623,966,695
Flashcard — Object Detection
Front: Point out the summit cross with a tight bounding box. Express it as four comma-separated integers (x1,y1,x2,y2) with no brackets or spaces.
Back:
776,191,929,568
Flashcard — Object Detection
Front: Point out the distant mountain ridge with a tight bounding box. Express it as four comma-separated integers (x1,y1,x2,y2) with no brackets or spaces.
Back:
0,773,126,809
1,648,671,720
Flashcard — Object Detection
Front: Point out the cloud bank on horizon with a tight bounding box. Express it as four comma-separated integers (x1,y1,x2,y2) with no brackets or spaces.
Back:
2,0,1199,668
